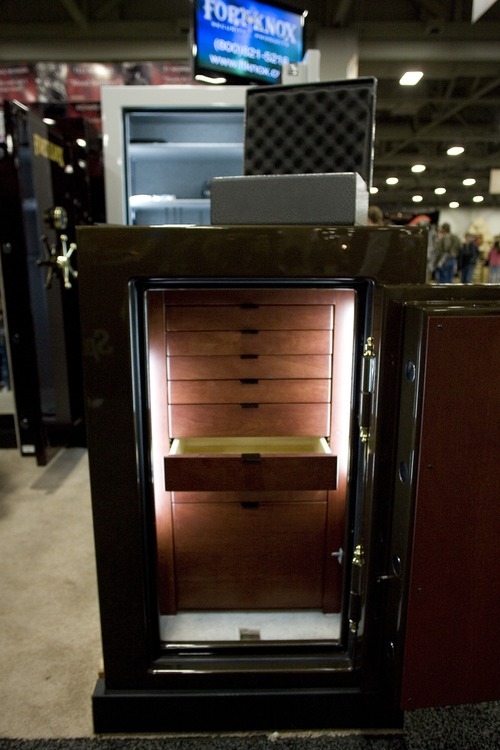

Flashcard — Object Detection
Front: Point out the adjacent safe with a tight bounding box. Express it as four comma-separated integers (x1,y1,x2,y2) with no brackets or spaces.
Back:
77,223,500,733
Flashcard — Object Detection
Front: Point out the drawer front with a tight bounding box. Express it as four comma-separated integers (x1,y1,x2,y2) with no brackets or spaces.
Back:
166,329,332,356
167,354,332,380
169,403,331,437
163,288,339,307
164,453,337,491
165,305,333,331
172,489,328,503
168,379,331,405
173,502,327,610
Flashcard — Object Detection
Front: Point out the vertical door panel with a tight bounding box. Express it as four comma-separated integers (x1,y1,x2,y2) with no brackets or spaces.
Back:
0,102,88,464
401,312,500,708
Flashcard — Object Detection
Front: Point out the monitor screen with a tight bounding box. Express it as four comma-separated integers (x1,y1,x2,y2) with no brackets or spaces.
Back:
191,0,308,85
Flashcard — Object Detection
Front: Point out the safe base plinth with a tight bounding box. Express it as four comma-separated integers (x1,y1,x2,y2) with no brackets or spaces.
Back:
92,678,403,734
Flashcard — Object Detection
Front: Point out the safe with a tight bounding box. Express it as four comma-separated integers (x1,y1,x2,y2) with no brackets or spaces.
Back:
77,223,500,733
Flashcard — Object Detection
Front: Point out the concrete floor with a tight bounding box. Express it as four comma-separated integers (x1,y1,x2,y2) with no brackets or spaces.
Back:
0,445,101,738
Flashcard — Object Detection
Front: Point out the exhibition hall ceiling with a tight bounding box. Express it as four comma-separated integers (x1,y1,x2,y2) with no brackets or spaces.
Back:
2,0,500,213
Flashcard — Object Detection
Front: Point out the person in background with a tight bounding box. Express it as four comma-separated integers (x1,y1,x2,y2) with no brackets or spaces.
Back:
457,233,480,283
487,239,500,283
433,222,461,283
367,205,384,226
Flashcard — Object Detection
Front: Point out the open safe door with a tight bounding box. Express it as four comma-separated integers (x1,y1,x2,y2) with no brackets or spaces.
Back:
388,299,500,710
0,101,85,464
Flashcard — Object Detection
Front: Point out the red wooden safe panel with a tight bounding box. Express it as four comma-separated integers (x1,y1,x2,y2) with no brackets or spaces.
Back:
401,313,500,708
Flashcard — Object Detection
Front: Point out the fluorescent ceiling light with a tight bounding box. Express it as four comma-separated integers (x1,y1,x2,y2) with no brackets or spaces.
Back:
412,195,423,202
411,164,426,173
399,71,423,86
369,186,379,194
472,195,484,202
449,201,460,208
447,146,465,156
463,178,476,186
434,187,446,194
386,176,399,185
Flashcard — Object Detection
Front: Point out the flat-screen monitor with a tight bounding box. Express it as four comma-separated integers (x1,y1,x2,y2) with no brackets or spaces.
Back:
191,0,308,85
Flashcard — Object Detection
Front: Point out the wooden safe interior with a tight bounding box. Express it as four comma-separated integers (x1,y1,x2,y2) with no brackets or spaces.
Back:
146,284,359,644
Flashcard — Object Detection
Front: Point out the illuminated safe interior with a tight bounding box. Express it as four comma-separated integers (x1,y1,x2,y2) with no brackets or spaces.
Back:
148,286,355,643
78,224,500,733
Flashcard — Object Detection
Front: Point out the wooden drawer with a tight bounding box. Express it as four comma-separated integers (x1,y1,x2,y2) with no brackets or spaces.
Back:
172,489,328,503
164,437,337,491
166,329,332,356
162,287,339,307
173,501,327,610
169,403,331,437
168,379,331,404
165,304,333,331
167,354,332,380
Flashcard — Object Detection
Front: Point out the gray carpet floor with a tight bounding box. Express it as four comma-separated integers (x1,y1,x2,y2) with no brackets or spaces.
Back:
0,446,498,747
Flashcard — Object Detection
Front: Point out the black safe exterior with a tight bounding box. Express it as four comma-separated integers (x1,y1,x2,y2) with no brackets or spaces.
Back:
77,224,500,733
0,101,104,463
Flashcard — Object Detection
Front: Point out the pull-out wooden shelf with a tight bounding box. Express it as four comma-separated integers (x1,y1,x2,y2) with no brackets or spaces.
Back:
165,436,337,491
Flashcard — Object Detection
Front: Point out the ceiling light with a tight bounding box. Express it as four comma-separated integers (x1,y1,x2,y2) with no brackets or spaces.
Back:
412,195,423,202
386,177,399,185
447,146,464,156
434,187,446,194
449,201,460,208
369,186,379,194
472,195,484,203
411,164,426,173
399,71,423,86
463,178,476,186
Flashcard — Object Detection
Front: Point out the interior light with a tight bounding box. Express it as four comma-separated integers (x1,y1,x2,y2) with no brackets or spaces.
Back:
76,138,87,148
412,195,423,202
386,177,399,185
399,71,423,86
195,74,227,85
43,117,56,125
411,164,426,173
463,178,476,186
447,146,464,156
472,195,484,203
449,201,460,208
434,187,446,194
369,186,379,194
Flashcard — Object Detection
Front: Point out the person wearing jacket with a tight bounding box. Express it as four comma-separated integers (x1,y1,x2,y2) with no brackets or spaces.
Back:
433,223,461,283
458,234,480,283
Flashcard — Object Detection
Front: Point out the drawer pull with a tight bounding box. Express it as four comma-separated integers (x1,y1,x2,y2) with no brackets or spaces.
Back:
241,329,259,334
240,378,259,384
240,354,259,359
240,403,259,408
241,501,260,509
241,453,261,463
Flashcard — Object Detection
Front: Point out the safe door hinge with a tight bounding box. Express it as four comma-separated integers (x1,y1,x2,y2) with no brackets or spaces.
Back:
359,336,376,443
348,544,365,635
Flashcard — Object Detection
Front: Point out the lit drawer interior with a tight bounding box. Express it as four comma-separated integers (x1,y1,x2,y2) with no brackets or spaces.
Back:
169,436,332,455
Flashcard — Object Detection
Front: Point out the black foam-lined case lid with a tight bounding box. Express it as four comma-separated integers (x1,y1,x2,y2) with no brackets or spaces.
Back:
244,77,377,188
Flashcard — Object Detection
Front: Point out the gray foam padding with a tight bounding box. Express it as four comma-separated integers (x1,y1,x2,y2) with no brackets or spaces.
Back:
244,77,377,188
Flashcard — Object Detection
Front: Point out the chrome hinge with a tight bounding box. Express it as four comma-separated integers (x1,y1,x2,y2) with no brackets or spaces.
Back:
348,544,365,634
359,336,376,443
